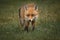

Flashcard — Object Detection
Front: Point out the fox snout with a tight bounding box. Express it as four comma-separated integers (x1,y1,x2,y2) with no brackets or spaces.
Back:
28,16,36,22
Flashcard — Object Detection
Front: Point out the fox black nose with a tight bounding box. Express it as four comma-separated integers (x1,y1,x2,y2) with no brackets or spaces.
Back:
29,20,31,22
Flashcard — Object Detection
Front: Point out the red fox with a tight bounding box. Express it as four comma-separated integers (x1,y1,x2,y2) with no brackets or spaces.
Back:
19,3,39,32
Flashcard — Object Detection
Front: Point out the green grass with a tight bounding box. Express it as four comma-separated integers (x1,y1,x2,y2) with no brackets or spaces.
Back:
0,0,60,40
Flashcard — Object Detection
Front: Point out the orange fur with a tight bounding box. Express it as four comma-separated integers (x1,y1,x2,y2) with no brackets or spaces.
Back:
19,3,38,32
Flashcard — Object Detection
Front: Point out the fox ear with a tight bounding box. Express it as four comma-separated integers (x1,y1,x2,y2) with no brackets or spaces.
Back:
24,6,28,10
35,5,38,11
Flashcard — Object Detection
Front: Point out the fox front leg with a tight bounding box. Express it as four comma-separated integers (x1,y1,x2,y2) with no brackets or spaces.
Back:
24,21,29,32
32,20,35,31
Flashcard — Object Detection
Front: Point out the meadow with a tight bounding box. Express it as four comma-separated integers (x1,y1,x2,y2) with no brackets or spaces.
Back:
0,0,60,40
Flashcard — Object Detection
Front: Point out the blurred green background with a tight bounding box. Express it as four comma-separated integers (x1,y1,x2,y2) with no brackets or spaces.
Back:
0,0,60,40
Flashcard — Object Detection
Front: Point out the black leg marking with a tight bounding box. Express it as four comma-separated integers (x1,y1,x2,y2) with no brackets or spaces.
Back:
32,20,35,31
24,26,28,32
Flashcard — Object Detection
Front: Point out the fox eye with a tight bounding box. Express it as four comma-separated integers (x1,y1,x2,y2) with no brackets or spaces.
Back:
31,14,35,16
26,14,30,17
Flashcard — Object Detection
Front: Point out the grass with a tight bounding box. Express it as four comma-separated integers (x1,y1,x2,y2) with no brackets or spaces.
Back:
0,0,60,40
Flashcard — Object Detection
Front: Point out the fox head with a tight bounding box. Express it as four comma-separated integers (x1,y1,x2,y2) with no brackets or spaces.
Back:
24,4,38,22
